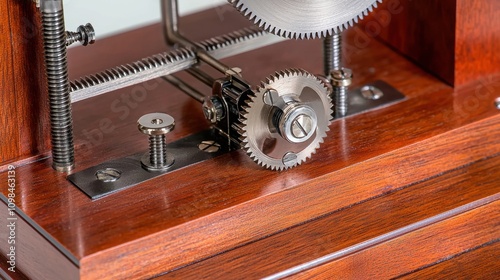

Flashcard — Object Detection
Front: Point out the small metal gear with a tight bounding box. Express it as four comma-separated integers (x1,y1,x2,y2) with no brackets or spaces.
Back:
228,0,383,39
240,69,332,170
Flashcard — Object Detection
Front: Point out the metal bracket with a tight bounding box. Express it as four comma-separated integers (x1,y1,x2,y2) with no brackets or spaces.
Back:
68,80,404,200
345,80,405,117
68,130,228,200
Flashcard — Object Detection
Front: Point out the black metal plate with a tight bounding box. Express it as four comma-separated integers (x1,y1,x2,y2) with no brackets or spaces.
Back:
346,80,405,116
68,80,405,200
68,130,229,200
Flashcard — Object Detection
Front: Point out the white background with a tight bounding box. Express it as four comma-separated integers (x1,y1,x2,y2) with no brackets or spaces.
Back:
65,0,226,38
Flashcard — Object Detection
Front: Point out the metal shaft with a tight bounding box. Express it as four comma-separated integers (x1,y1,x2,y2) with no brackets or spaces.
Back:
323,32,342,77
149,135,168,167
161,0,231,73
162,75,205,103
334,86,348,118
41,0,75,172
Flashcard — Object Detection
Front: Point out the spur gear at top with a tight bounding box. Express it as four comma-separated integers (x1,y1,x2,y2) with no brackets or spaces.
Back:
240,69,332,171
228,0,383,39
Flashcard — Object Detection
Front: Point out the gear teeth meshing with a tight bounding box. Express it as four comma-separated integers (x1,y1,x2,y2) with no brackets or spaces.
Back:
239,68,332,170
228,0,383,40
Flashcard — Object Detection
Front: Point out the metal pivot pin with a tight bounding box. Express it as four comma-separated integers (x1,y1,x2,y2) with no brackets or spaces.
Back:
137,113,175,171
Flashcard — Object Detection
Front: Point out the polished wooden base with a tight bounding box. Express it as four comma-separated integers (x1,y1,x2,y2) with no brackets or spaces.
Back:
1,6,499,280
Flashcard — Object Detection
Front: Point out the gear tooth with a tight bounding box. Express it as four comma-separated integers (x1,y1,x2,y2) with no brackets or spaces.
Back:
230,0,381,39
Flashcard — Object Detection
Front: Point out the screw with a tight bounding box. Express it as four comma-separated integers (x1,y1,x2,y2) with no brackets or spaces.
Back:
41,0,75,172
331,68,353,118
66,23,95,47
95,168,121,183
291,114,314,139
198,141,221,153
202,96,224,124
495,97,500,110
138,113,175,171
361,85,384,100
263,89,280,106
324,32,342,77
282,152,298,168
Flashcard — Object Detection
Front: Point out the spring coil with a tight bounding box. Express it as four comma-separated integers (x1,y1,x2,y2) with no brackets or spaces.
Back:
149,135,167,166
42,8,75,170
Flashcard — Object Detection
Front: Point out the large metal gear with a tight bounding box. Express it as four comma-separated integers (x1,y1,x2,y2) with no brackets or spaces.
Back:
228,0,383,39
240,69,332,170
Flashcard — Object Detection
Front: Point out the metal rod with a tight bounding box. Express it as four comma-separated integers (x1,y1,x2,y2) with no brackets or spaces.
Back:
162,75,205,103
70,27,282,103
323,32,342,78
187,68,216,87
161,0,231,73
41,0,75,172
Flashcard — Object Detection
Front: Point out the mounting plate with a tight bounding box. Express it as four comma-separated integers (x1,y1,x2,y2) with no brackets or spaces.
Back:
68,80,405,200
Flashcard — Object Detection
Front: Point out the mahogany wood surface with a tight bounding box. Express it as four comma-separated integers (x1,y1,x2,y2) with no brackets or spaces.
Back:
398,241,500,279
369,0,500,86
0,0,51,165
0,200,79,280
0,5,499,280
288,199,499,279
160,155,500,279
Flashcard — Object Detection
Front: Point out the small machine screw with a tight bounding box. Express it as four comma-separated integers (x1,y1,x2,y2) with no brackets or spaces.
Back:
202,96,225,124
495,97,500,110
138,113,175,171
331,68,353,118
66,23,95,46
198,141,221,153
361,85,384,100
263,89,280,106
282,152,298,168
95,168,121,183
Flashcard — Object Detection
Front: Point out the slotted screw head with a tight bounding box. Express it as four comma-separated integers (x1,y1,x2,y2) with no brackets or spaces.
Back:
331,68,353,87
138,113,175,136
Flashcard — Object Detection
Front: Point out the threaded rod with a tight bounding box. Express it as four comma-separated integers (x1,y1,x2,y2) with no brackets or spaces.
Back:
324,33,342,77
149,135,167,167
41,0,75,172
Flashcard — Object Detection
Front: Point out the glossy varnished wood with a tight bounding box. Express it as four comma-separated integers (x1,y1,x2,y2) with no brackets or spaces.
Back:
0,0,50,165
0,200,78,279
398,241,500,279
288,199,499,279
160,155,500,279
369,0,500,86
0,6,499,279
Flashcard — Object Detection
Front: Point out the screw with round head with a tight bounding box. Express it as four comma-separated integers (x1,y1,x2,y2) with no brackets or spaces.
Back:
66,23,96,47
331,67,353,118
137,113,175,171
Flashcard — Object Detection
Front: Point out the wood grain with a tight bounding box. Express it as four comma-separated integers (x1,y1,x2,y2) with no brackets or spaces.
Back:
0,199,79,280
0,0,50,165
397,241,500,279
160,155,500,279
0,6,499,279
288,199,500,279
366,0,500,86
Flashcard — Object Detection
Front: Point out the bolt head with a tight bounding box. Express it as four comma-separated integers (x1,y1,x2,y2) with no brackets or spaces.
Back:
263,89,280,106
95,168,121,183
331,68,353,87
282,152,298,168
202,97,224,124
361,85,384,100
279,104,318,144
138,113,175,135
